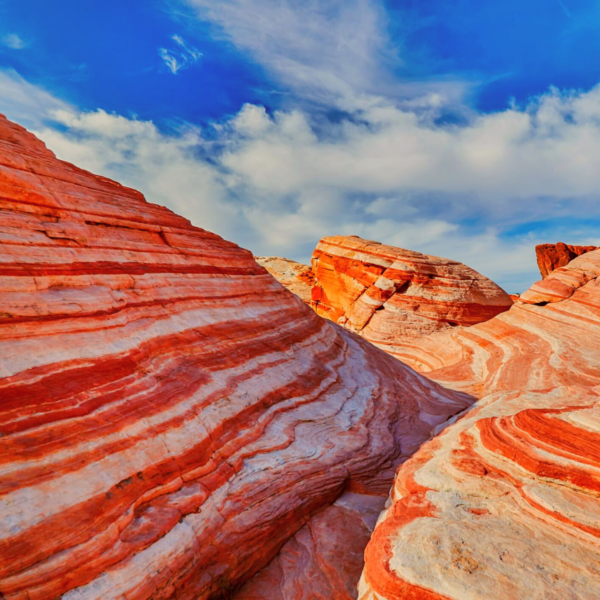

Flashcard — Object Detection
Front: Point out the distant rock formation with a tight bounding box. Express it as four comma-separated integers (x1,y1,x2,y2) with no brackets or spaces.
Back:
254,256,314,304
536,242,597,278
0,114,472,599
311,235,513,355
360,249,600,599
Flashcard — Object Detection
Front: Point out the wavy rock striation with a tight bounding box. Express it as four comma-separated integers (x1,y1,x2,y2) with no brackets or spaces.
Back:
254,256,314,304
311,235,513,354
360,250,600,599
0,114,473,599
536,242,597,278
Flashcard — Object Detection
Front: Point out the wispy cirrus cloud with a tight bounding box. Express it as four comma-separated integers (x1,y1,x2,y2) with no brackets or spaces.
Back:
177,0,474,110
1,32,29,50
179,0,398,105
158,34,203,74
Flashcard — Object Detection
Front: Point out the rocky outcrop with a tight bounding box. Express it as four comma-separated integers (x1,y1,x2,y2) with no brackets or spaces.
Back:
0,114,473,599
360,250,600,599
254,256,314,304
536,242,597,278
311,235,513,354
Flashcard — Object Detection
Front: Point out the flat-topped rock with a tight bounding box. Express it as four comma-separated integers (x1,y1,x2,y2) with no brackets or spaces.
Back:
536,242,597,278
311,235,513,355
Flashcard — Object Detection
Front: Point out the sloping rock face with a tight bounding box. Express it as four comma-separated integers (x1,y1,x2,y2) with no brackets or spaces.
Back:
254,256,314,304
360,250,600,599
311,236,513,354
235,491,385,599
0,114,473,599
536,242,597,278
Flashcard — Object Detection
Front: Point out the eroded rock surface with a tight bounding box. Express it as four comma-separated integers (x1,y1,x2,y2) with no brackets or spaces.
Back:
536,242,597,278
0,114,472,599
360,250,600,600
235,492,385,600
254,256,315,304
311,235,513,355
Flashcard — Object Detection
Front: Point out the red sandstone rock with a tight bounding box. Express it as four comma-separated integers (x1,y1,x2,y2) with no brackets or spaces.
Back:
520,252,600,305
311,236,513,353
536,242,597,278
254,256,315,304
0,114,472,599
235,492,385,600
360,249,600,599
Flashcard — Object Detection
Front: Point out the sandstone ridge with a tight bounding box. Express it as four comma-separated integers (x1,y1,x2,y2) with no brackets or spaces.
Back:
360,249,600,599
254,256,314,304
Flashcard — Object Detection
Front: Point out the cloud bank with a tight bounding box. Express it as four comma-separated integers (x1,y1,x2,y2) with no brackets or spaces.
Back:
1,0,599,292
0,74,591,291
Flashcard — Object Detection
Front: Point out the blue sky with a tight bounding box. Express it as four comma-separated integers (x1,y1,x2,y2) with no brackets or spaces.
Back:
1,0,600,291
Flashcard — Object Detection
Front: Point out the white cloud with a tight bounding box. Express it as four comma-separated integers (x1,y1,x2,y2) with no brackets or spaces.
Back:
178,0,475,112
180,0,395,105
159,34,203,74
0,69,70,128
221,88,600,217
3,68,600,292
1,33,29,50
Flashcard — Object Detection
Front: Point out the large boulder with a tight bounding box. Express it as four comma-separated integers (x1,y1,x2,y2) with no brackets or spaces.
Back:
311,235,513,356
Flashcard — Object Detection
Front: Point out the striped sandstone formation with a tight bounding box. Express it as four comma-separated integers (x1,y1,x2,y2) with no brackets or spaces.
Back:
310,236,513,353
359,250,600,599
0,114,473,599
254,256,314,304
536,242,597,278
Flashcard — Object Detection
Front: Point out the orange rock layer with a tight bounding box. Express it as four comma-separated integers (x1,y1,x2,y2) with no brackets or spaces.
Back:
536,242,597,278
0,114,473,599
311,235,513,353
360,251,600,599
254,256,315,304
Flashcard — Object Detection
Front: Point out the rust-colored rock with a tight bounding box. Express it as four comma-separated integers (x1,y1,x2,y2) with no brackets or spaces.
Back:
311,235,513,354
0,114,473,599
360,250,600,599
536,242,597,278
254,256,315,304
235,491,385,600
